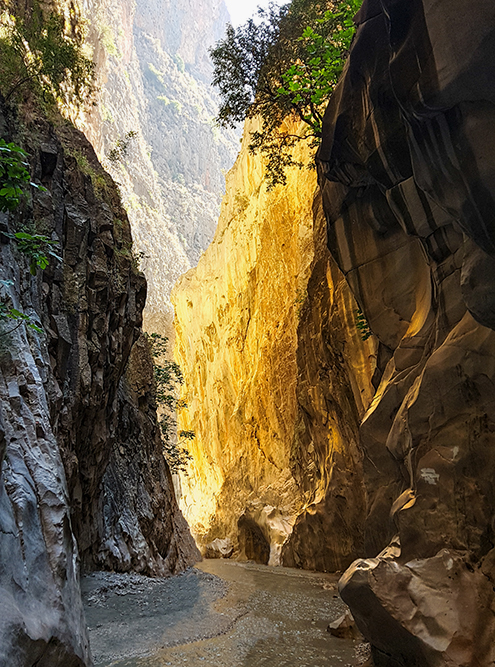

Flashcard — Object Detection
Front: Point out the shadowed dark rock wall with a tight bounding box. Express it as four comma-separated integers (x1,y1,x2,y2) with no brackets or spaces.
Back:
280,195,371,573
317,0,495,664
238,512,271,565
0,104,199,666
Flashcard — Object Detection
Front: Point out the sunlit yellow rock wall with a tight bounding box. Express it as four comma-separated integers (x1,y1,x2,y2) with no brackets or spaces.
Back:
172,119,376,569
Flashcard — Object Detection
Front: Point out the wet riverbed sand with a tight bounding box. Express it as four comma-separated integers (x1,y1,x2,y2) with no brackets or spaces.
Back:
83,560,365,666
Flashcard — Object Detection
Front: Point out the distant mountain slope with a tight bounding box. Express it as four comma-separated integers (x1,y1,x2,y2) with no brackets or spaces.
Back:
82,0,238,333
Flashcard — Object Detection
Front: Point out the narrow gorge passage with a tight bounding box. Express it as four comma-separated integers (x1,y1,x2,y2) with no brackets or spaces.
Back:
83,561,361,667
2,0,495,664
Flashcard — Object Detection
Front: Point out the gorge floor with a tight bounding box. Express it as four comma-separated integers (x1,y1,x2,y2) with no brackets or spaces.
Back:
82,560,364,667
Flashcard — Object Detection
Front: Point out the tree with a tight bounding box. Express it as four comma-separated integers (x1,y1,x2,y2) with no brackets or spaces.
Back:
0,1,95,108
146,333,194,474
210,0,362,187
107,131,138,165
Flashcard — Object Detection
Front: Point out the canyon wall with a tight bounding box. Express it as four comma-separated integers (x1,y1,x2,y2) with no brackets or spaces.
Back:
0,99,198,664
80,0,238,334
172,120,376,570
173,0,495,663
0,0,233,664
317,0,495,664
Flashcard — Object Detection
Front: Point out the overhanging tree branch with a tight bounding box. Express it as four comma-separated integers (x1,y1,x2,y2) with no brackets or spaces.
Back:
210,0,362,188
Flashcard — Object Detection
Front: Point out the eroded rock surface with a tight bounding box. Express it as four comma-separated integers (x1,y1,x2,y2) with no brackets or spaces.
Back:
340,549,495,666
0,104,198,665
317,0,495,662
173,120,375,569
173,0,495,660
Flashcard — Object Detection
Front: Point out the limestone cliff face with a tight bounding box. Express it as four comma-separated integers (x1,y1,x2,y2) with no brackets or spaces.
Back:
80,0,238,333
317,0,495,664
0,101,198,665
172,119,375,569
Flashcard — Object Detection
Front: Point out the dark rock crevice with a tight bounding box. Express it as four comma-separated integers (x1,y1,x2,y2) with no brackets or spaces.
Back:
237,513,271,565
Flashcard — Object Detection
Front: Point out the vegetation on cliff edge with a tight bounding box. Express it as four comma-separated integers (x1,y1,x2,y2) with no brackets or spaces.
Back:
146,333,195,474
0,0,95,112
0,139,58,334
211,0,362,187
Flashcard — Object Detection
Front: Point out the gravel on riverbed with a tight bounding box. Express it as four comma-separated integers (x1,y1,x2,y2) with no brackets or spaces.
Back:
82,568,233,664
82,560,365,667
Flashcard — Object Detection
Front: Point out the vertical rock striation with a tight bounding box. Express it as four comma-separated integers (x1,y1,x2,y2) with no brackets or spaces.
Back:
317,0,495,663
0,101,198,665
172,120,375,569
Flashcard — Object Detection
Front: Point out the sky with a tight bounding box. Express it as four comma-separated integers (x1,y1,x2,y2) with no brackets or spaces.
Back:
224,0,284,26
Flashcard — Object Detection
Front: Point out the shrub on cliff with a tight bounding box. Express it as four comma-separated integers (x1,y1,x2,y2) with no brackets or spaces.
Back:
0,139,40,210
146,333,194,474
0,139,59,335
0,1,95,110
211,0,362,187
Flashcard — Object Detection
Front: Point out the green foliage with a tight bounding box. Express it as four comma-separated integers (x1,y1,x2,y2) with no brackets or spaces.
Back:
0,139,45,211
0,140,59,336
0,228,59,333
210,0,362,187
0,2,95,108
8,231,61,275
0,281,42,335
355,308,372,341
211,4,283,129
0,302,42,333
67,147,108,197
146,333,194,474
107,130,138,164
276,5,358,136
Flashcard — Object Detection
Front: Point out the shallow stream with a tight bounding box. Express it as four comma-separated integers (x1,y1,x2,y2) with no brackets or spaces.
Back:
83,560,364,667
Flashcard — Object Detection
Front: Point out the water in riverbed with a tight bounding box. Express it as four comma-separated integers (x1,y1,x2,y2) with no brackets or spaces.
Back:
83,560,364,667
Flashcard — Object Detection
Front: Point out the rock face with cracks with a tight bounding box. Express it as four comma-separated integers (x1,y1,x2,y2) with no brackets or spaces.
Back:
317,0,495,664
173,119,375,569
174,0,495,661
0,103,198,666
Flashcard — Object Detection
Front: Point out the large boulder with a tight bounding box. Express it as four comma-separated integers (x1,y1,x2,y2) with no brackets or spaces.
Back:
339,549,495,667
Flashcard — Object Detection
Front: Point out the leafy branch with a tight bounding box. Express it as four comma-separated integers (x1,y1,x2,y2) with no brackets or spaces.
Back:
146,333,195,474
0,139,45,211
275,6,359,137
7,232,61,275
0,281,42,335
0,139,60,336
107,130,138,164
355,308,372,341
210,0,362,188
